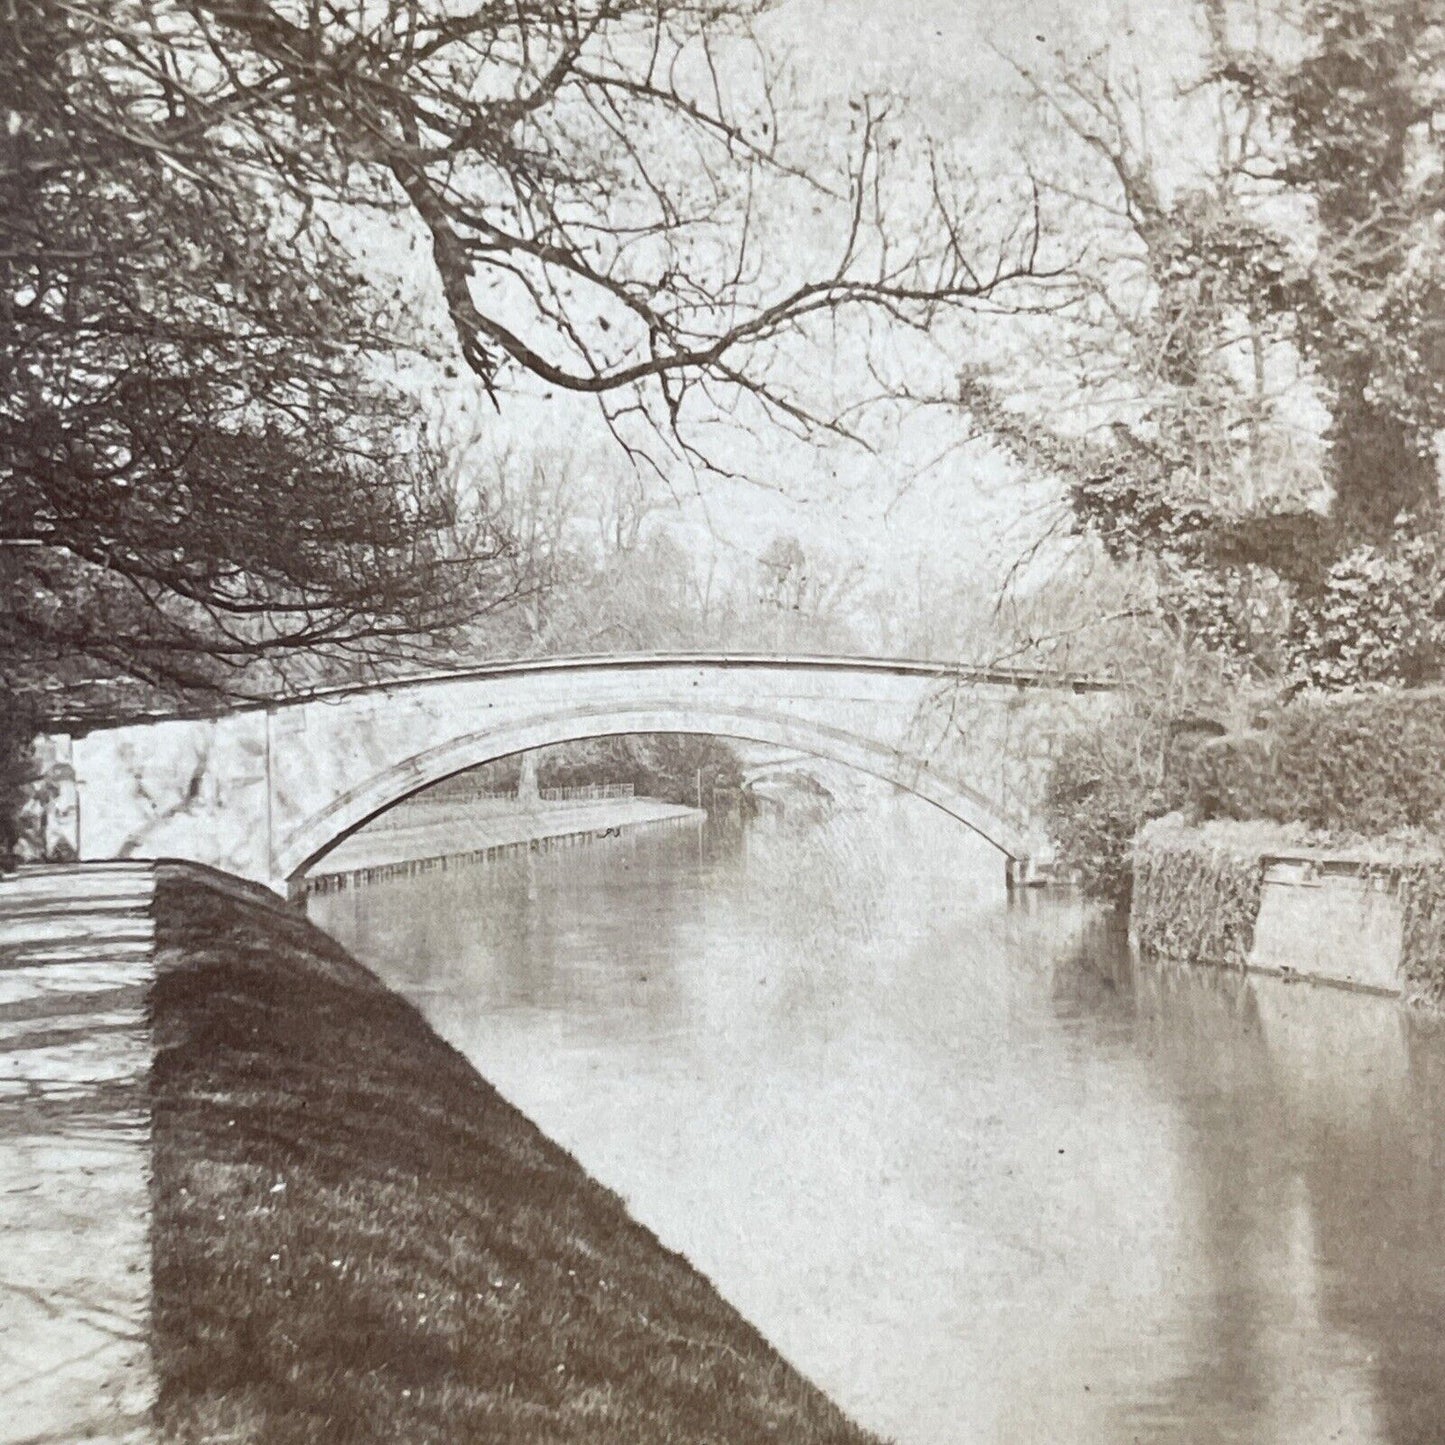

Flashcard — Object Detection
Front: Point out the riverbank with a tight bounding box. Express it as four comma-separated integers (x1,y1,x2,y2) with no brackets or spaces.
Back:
151,873,880,1444
300,796,705,892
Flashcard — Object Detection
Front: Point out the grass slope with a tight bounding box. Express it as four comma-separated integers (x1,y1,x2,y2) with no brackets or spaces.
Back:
151,878,883,1445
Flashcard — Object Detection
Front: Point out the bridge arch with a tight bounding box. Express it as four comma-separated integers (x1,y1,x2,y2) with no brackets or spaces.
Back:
275,699,1034,883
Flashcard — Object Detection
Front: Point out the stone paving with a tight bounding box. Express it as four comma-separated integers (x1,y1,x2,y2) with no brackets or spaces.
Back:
0,866,157,1445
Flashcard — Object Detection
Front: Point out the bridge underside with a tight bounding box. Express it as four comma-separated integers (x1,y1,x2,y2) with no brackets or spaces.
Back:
279,702,1035,884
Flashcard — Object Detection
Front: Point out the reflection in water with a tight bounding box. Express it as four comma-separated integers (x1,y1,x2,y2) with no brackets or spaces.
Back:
310,799,1445,1445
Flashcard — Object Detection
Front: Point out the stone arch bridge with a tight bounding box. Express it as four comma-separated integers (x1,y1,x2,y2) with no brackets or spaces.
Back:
40,654,1115,893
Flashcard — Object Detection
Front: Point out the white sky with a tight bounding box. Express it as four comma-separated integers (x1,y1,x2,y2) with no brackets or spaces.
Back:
420,0,1208,597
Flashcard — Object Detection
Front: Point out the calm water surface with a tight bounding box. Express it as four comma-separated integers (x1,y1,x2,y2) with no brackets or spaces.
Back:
310,799,1445,1445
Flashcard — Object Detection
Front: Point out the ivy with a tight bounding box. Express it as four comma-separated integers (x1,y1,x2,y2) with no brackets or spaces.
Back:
1288,534,1445,689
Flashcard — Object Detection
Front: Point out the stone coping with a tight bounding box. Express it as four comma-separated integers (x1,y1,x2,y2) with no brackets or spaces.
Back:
1258,851,1443,888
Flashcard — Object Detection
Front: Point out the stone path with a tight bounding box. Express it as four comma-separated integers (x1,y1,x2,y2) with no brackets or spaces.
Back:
0,864,157,1445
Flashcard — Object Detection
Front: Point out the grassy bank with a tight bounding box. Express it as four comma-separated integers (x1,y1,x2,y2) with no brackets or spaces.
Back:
150,877,882,1445
305,796,702,885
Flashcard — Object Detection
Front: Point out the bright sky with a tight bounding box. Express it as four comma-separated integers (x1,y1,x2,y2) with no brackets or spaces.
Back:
428,0,1207,597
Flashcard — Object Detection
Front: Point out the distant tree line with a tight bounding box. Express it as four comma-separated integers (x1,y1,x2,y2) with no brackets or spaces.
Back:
460,735,749,814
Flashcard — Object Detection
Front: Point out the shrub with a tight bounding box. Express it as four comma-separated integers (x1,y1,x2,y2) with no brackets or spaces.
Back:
1044,714,1173,905
1046,683,1445,903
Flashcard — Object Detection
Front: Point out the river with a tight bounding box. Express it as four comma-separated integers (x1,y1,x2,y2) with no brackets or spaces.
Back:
309,794,1445,1445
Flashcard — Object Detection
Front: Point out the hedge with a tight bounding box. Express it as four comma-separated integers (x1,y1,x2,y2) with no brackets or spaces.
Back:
1166,690,1445,994
1179,688,1445,835
1043,687,1445,912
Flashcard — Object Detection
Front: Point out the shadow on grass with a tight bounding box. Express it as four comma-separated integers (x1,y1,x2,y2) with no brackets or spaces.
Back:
151,877,886,1444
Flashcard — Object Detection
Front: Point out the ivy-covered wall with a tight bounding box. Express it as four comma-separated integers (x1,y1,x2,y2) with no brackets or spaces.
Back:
1132,819,1445,1005
1130,820,1264,969
1400,863,1445,1008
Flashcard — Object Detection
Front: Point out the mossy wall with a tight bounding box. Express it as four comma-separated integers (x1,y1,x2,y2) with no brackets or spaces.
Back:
1133,820,1445,1001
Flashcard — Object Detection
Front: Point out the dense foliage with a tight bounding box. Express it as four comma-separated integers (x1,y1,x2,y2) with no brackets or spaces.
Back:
1044,714,1175,904
1182,689,1445,834
1049,687,1445,903
1262,0,1445,539
536,735,747,811
3,3,507,719
1401,863,1445,1007
1285,536,1445,689
477,734,749,813
990,0,1445,690
1130,819,1265,967
0,694,37,870
1028,1,1445,896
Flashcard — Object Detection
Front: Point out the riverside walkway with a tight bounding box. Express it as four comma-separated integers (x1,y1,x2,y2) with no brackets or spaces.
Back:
296,794,704,893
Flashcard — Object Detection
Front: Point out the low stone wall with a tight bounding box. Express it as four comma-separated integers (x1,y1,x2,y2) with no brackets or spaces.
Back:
1250,857,1405,993
1131,822,1445,1001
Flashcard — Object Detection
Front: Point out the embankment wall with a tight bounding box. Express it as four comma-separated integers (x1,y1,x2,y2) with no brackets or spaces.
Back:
1131,821,1445,1004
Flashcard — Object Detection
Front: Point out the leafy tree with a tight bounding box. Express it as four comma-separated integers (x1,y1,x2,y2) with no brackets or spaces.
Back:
1287,532,1445,688
1252,0,1445,538
3,0,512,723
975,0,1444,687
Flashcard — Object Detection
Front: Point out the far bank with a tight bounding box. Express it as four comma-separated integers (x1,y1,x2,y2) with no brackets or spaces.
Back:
298,787,706,895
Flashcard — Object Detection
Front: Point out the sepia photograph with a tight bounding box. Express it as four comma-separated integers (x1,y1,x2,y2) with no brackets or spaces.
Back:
2,0,1444,1440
